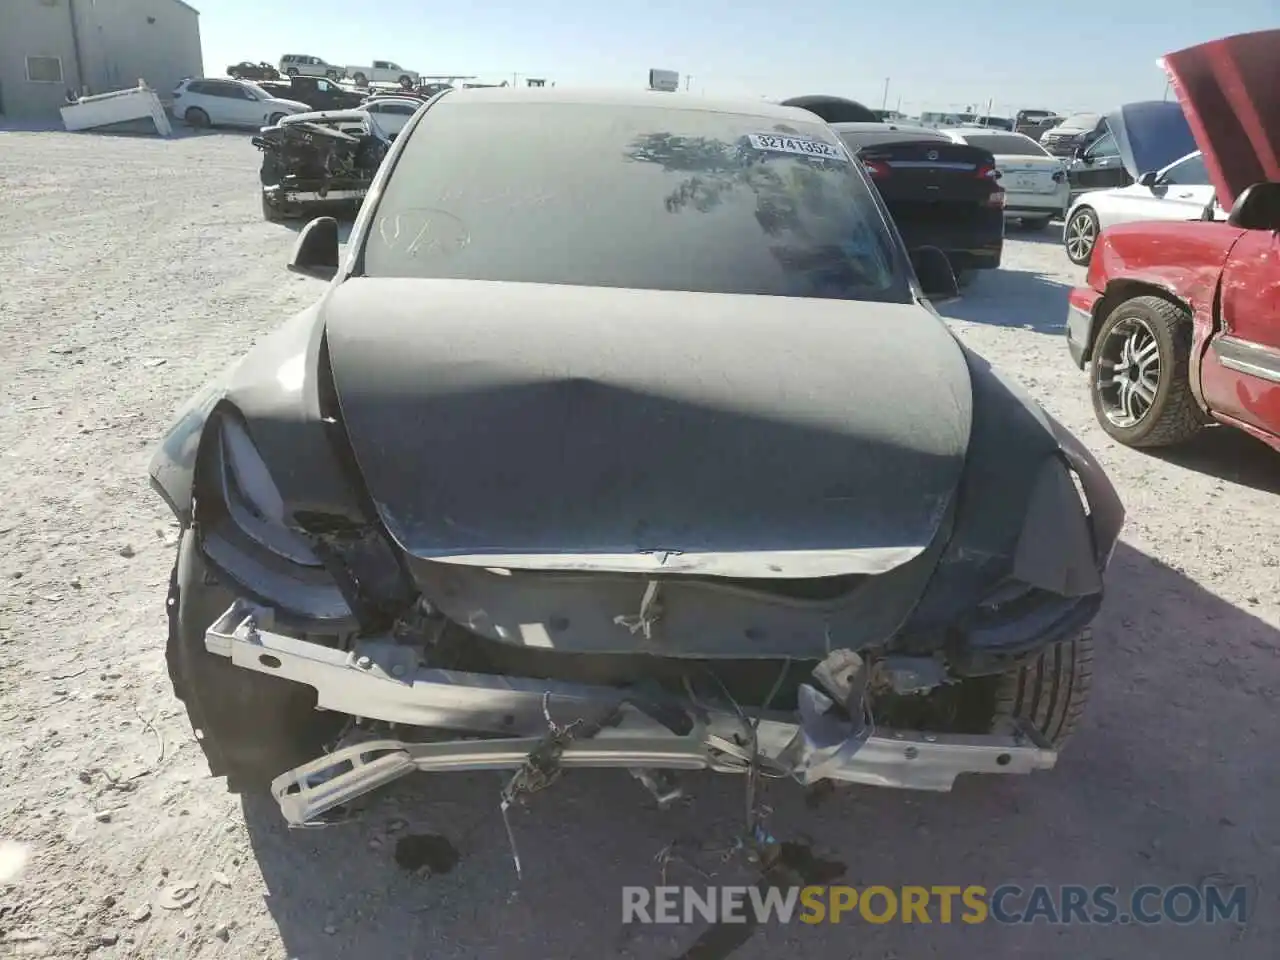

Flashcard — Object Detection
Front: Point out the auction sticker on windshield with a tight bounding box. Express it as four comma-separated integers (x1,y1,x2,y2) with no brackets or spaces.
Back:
748,133,847,161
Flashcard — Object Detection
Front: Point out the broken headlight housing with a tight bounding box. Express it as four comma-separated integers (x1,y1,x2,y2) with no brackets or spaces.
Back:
196,410,354,626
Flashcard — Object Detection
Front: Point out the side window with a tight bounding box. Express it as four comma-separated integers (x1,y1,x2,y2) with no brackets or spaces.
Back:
232,84,255,100
374,61,387,70
1084,133,1118,159
26,56,64,83
1162,154,1209,186
388,103,416,114
315,80,331,92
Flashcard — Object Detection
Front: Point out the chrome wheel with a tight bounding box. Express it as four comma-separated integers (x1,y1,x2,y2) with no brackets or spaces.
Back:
1065,210,1097,262
1096,315,1160,427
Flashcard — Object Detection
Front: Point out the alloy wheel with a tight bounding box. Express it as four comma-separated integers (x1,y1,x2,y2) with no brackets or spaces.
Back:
1096,315,1161,427
1065,211,1097,263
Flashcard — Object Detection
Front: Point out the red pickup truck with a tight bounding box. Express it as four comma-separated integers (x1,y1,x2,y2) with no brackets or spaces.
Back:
1065,28,1280,453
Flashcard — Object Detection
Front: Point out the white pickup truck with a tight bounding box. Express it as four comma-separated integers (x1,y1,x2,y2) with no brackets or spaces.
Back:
344,60,420,87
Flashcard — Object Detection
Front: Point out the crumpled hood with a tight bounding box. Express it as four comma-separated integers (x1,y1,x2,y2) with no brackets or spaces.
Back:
1162,28,1280,209
1103,100,1198,179
323,278,974,579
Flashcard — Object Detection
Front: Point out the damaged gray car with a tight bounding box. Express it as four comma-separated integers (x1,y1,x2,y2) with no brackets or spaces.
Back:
253,109,391,222
152,88,1124,837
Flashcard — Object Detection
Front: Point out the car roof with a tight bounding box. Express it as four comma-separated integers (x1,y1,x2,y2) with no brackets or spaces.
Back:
830,121,950,138
1157,149,1203,173
947,127,1044,143
437,86,822,121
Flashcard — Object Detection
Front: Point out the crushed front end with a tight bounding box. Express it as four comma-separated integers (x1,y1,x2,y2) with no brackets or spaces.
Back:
253,114,389,221
152,298,1123,831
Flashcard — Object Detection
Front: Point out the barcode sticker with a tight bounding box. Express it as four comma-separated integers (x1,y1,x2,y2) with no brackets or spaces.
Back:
747,133,848,162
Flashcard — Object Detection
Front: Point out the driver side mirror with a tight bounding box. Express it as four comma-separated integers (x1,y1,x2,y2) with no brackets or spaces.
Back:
910,245,960,303
1137,170,1161,188
1227,181,1280,231
288,216,340,281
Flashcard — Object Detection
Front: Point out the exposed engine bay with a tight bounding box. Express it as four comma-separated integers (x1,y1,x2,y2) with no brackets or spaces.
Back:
252,111,390,219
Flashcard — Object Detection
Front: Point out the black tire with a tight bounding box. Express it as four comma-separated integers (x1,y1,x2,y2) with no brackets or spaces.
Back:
352,72,367,86
166,529,342,792
991,631,1093,749
1021,216,1053,230
285,67,299,77
267,111,285,126
1089,295,1204,448
184,107,210,129
398,75,412,88
326,70,339,80
1064,206,1099,266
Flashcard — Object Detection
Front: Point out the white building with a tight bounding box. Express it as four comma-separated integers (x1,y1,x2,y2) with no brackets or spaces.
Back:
0,0,203,120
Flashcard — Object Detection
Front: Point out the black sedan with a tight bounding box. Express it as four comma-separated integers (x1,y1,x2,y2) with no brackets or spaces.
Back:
151,89,1122,828
226,61,280,81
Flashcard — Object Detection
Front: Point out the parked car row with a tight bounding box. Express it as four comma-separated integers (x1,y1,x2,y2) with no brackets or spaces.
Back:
278,54,420,87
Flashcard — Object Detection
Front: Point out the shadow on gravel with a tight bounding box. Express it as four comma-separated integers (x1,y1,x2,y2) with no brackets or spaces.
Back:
240,539,1278,960
1005,223,1066,246
937,268,1070,333
1146,427,1280,495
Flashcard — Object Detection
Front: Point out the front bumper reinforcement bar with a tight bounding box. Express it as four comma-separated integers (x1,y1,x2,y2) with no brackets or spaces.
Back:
206,602,1058,827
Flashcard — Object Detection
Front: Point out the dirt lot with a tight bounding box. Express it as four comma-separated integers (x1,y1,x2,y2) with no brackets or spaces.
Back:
0,130,1277,960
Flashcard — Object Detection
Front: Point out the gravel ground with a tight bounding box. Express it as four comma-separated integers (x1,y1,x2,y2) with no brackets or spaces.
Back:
0,130,1277,960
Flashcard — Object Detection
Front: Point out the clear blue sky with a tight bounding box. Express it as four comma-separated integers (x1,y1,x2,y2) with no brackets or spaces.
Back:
198,1,1278,115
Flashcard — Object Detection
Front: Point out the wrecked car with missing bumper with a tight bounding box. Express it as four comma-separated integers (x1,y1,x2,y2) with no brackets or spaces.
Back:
253,109,391,222
153,88,1124,838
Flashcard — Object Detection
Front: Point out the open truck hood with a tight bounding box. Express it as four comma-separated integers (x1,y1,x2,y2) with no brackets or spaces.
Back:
1163,28,1280,209
323,278,973,579
1103,100,1197,180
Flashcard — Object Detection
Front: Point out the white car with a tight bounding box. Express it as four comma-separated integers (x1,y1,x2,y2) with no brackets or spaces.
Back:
941,127,1069,229
1062,150,1218,265
172,78,310,129
344,61,420,87
359,97,422,135
279,54,344,80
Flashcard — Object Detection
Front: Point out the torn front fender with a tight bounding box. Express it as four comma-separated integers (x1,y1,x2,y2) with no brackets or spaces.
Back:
148,301,361,526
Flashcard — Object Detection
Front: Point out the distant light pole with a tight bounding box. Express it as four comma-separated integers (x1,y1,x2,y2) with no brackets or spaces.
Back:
881,77,890,109
685,75,692,91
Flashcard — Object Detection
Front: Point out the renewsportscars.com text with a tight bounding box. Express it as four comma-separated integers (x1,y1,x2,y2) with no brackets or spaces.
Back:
622,884,1249,925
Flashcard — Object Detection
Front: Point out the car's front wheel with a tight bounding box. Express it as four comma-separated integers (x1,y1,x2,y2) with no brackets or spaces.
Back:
398,75,412,88
326,70,339,80
166,530,342,792
990,632,1092,749
285,67,299,77
1064,206,1099,265
1089,295,1204,447
877,632,1094,751
267,111,285,125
